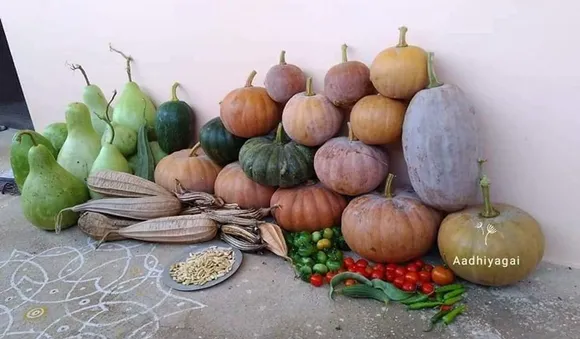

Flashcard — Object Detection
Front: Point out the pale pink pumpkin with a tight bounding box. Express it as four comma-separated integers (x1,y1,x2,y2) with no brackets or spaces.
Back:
214,162,276,209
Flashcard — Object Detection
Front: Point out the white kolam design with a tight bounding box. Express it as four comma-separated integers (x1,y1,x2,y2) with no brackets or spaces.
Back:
0,237,206,338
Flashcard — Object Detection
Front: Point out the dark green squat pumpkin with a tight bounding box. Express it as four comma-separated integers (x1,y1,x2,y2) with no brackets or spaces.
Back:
239,123,315,188
155,82,193,154
199,117,247,166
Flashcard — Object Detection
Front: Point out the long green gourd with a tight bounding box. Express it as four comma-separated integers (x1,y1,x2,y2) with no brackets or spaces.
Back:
88,90,132,199
109,44,157,135
69,63,112,137
10,130,58,191
57,102,102,183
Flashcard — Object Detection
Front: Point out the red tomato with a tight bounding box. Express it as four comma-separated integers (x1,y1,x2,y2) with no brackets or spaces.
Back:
385,272,395,282
421,282,435,295
343,257,355,268
325,272,336,283
416,280,423,288
386,263,397,272
356,259,369,268
345,279,357,287
418,271,431,282
370,271,383,280
402,282,416,292
348,265,358,273
440,305,453,311
423,264,434,272
310,274,324,287
413,259,425,269
337,268,347,274
406,263,419,272
356,266,369,278
373,264,385,272
393,276,405,289
394,266,407,277
431,266,455,286
404,271,419,284
365,266,374,277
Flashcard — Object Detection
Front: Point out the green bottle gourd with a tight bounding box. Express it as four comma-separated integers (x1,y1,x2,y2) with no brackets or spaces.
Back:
21,142,89,232
57,102,102,183
10,130,58,191
101,121,137,157
42,122,68,153
155,82,193,154
109,44,157,135
88,90,132,199
70,63,113,137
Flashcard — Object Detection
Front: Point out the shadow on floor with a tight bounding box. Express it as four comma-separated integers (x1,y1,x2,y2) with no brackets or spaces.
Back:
0,101,33,130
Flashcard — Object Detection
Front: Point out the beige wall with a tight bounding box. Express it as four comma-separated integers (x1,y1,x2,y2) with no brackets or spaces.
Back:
2,0,578,266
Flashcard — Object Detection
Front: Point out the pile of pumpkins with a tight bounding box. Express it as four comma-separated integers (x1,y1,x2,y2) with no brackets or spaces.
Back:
13,27,545,288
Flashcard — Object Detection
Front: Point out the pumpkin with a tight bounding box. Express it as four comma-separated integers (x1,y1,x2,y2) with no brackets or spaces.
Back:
154,142,222,193
341,173,440,263
238,123,315,188
314,123,389,196
393,186,443,225
270,181,347,232
264,50,307,103
437,165,545,287
214,162,276,209
282,77,343,147
349,94,407,145
324,44,373,107
199,117,247,166
402,52,481,212
220,70,280,138
369,26,428,100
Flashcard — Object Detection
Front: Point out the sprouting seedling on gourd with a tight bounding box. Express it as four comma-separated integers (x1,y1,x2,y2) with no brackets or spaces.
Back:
109,43,133,83
96,90,118,145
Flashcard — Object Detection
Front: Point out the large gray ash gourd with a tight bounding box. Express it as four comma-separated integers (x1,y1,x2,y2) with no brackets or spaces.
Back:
402,52,482,212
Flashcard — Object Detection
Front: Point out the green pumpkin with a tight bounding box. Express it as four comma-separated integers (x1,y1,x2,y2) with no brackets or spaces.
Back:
199,117,247,166
239,123,315,188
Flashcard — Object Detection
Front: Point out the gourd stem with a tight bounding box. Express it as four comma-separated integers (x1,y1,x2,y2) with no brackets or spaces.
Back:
109,43,133,83
279,50,287,65
17,131,38,146
479,175,500,218
275,123,284,143
426,52,444,88
305,77,314,96
245,70,257,87
384,173,395,198
189,142,201,157
69,63,91,86
171,82,180,101
347,122,358,141
95,90,117,144
397,26,409,48
341,44,348,63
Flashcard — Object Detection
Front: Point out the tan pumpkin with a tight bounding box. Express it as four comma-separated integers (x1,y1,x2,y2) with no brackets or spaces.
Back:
341,173,440,264
282,77,343,147
214,161,276,209
350,94,407,145
369,26,428,100
154,142,222,193
437,163,545,287
313,123,389,196
220,70,281,138
270,181,347,232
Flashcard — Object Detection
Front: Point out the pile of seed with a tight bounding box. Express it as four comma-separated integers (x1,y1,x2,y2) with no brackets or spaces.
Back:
169,246,235,285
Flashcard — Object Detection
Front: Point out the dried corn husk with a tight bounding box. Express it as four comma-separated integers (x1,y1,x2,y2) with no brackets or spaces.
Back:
258,223,289,260
78,212,138,241
87,170,173,197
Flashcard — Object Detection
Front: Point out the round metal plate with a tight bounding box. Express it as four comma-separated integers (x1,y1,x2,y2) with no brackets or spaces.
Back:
161,240,243,291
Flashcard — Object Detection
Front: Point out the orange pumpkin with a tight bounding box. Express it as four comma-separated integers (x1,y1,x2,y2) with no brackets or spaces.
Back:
214,162,276,209
220,70,281,138
154,142,222,193
282,77,343,147
369,26,428,100
270,181,347,232
349,94,407,145
341,173,440,263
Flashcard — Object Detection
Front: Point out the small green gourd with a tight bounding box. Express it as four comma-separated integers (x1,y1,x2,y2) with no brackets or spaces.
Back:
57,102,102,183
149,141,168,165
135,123,155,181
10,130,58,191
101,121,137,157
42,122,68,153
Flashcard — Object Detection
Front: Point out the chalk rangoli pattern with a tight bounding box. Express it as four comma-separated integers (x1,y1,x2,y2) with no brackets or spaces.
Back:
0,237,206,338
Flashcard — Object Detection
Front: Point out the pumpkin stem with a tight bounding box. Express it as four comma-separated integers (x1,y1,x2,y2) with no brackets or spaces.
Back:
347,122,358,141
341,44,348,63
109,43,133,83
479,175,500,218
171,82,180,101
305,77,314,96
397,26,409,48
188,142,201,157
426,52,444,89
16,131,38,146
279,50,287,65
384,173,395,198
245,70,257,87
275,123,285,143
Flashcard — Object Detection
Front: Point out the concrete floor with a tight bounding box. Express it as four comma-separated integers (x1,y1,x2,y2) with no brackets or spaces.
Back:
1,128,580,339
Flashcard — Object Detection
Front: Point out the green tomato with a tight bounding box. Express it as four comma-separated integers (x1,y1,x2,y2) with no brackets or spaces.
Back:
337,236,350,251
312,263,329,275
294,231,312,248
298,243,316,257
326,260,342,272
316,238,332,250
323,228,334,239
327,248,343,262
299,257,315,267
316,251,328,264
311,231,322,243
298,265,313,282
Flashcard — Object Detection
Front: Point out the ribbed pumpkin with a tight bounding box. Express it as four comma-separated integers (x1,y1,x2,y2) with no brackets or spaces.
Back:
282,77,343,147
154,142,222,193
342,174,440,263
199,117,247,166
270,181,347,232
438,165,545,287
214,162,276,209
314,123,389,196
324,44,373,107
402,52,481,212
238,123,315,188
220,70,281,138
370,26,428,100
264,50,307,103
349,94,407,145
